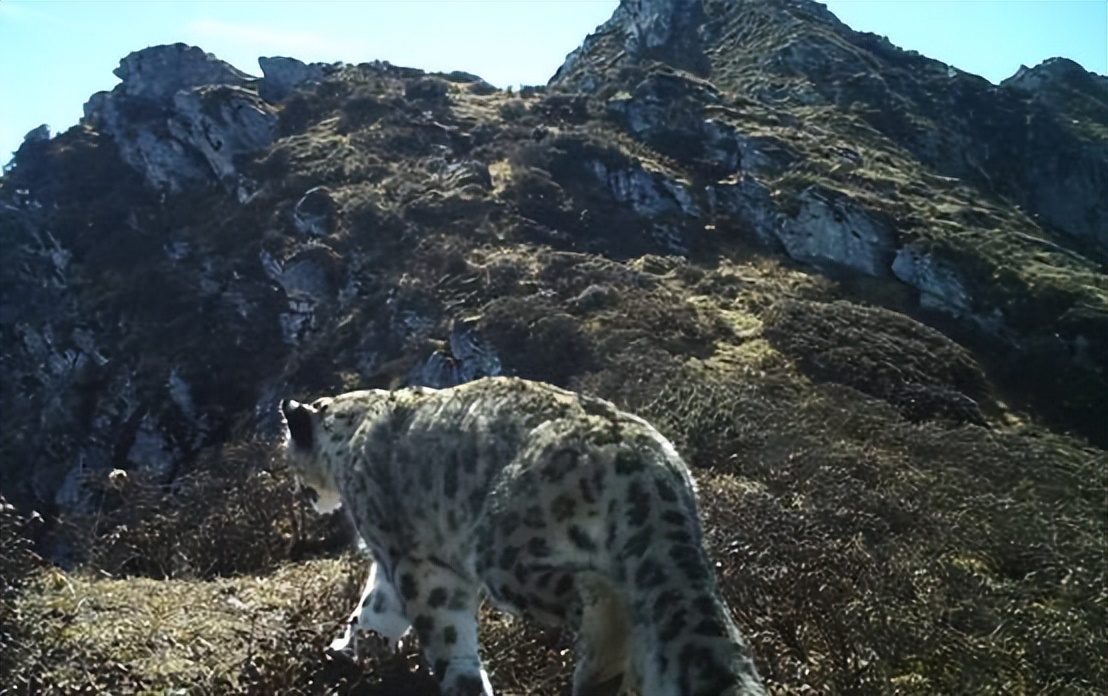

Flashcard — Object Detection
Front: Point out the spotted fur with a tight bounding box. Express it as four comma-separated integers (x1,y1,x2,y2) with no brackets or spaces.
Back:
282,376,764,696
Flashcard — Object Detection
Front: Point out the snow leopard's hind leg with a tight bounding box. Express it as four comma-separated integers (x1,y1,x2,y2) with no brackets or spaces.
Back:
572,571,631,696
329,561,411,654
392,556,493,696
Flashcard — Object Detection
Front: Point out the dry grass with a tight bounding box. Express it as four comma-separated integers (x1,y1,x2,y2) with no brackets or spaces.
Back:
56,441,331,581
3,557,362,694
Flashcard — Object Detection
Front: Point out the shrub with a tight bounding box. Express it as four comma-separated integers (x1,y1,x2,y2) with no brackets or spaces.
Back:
338,88,390,134
59,440,343,580
478,296,594,386
404,77,449,104
498,100,530,122
763,299,990,423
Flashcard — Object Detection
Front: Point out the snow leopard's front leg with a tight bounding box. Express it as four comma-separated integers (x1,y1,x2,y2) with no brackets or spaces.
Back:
329,561,412,654
393,556,493,696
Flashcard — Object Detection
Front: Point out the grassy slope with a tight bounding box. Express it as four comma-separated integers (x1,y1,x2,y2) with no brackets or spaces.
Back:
2,62,1106,695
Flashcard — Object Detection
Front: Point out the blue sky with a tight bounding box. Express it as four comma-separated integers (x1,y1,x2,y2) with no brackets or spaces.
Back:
1,1,1105,164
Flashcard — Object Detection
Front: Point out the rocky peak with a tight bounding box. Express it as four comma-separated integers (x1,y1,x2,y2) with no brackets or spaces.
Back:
112,43,254,103
21,124,52,145
616,0,709,70
554,0,1108,256
552,0,710,89
83,43,276,195
1003,57,1108,94
1001,57,1108,148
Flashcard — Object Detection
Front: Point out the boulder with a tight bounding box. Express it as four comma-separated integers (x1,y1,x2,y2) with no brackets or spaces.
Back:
292,186,338,237
427,158,492,191
258,56,327,102
407,320,502,389
568,283,618,312
891,243,974,317
409,350,464,389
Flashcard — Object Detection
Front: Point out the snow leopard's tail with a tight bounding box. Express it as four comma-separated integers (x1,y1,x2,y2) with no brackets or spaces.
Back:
611,446,765,696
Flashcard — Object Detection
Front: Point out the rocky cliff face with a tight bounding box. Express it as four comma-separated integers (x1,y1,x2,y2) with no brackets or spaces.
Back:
1,1,1105,693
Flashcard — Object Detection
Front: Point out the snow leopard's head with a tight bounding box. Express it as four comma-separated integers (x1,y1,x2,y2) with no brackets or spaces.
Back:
280,397,342,513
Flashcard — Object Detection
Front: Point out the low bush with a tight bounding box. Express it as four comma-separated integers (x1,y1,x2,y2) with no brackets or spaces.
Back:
58,440,342,580
763,299,990,423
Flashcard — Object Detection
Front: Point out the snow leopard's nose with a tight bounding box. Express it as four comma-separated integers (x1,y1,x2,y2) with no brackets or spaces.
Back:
282,399,314,450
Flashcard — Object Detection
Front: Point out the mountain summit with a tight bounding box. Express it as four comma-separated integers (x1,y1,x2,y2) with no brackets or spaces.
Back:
555,0,1107,253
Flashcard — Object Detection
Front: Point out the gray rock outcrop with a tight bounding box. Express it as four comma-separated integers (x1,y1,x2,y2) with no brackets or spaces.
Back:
1002,57,1108,95
21,124,51,145
292,186,338,237
777,187,895,276
261,245,344,344
258,56,328,102
704,175,782,247
113,43,253,101
407,320,502,389
82,43,276,194
1000,59,1108,255
167,85,276,189
588,157,699,253
891,243,974,317
601,67,796,186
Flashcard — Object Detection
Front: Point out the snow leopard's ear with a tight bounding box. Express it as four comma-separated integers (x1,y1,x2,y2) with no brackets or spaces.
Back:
281,399,316,451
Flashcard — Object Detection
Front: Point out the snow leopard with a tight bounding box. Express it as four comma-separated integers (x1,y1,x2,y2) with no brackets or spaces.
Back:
281,376,764,696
